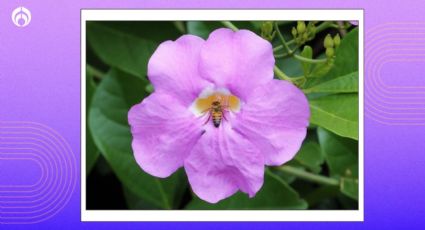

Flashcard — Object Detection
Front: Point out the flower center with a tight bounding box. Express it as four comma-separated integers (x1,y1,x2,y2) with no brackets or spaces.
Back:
191,89,241,128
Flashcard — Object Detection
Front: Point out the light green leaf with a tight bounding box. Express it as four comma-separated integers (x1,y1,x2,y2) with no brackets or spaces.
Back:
89,69,186,209
185,170,308,210
309,94,358,140
87,22,178,80
304,71,358,94
86,68,99,175
294,141,324,173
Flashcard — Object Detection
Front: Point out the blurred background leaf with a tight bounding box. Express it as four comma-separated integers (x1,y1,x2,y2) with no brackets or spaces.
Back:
294,140,324,174
87,21,181,80
85,69,99,175
89,69,187,209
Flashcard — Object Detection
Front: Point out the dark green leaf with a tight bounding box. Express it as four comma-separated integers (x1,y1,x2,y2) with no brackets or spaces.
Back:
317,128,358,200
309,94,358,140
304,71,358,94
294,140,324,173
92,21,182,42
185,170,308,210
317,127,358,177
86,68,99,175
89,69,186,209
340,177,359,200
87,22,173,79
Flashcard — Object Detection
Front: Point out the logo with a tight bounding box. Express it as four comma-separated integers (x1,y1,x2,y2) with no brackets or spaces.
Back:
11,7,31,27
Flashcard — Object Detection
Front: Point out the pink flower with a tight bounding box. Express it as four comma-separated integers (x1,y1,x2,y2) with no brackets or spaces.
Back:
128,28,310,203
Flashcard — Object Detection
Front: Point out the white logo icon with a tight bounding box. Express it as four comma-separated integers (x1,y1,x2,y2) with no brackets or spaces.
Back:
11,7,31,27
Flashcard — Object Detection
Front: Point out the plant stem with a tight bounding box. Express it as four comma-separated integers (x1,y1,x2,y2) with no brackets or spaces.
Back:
273,66,292,81
294,54,328,64
274,22,293,54
315,21,333,33
273,39,296,53
274,53,291,59
221,21,239,31
86,64,105,79
276,165,340,186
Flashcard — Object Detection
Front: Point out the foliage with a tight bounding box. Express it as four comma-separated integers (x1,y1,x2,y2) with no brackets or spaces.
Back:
86,21,359,210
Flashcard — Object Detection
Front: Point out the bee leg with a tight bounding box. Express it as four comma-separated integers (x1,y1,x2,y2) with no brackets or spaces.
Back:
203,112,212,125
222,111,228,121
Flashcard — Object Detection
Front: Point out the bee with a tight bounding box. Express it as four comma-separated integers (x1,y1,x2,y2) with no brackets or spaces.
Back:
203,96,229,128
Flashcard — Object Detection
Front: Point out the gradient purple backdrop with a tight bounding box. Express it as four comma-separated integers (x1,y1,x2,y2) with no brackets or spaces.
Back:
1,0,425,229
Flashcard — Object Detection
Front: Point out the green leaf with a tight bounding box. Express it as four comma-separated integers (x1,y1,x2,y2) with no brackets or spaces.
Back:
304,71,358,94
89,69,186,209
185,170,308,210
309,94,358,140
95,21,182,40
326,28,359,79
340,177,359,200
294,140,324,173
305,27,358,87
317,127,358,177
300,45,313,77
187,21,257,39
317,128,358,200
309,58,334,79
276,53,304,77
86,68,99,175
87,22,179,80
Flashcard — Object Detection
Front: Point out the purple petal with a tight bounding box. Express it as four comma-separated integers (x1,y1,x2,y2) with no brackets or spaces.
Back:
128,92,204,178
199,28,275,101
148,35,211,106
184,125,264,203
232,80,310,166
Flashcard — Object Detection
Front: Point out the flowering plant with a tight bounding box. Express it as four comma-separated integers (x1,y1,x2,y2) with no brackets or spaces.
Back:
87,21,359,209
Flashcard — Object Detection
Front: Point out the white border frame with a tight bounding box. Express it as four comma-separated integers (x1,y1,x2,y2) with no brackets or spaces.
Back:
81,9,364,222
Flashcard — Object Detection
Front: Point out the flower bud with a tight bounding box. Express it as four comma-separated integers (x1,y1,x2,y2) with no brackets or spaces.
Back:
334,34,341,47
261,21,275,41
291,27,297,37
324,34,334,48
261,21,274,34
297,21,306,34
326,47,335,58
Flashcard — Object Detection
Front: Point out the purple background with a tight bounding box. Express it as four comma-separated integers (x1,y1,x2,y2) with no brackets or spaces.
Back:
1,0,425,229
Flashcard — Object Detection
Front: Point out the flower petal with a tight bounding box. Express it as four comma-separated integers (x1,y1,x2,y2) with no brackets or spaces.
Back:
128,92,204,178
233,80,310,166
184,125,264,203
148,35,211,106
199,28,275,100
